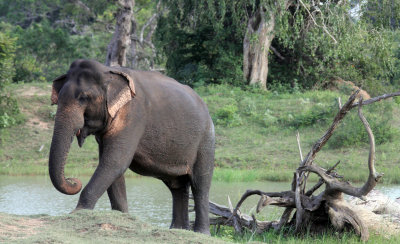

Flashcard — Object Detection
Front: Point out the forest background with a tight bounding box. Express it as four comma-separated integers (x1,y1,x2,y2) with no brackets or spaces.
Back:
2,1,400,242
1,0,400,183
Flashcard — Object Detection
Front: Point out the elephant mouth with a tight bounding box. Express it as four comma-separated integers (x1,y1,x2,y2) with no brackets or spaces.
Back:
76,128,86,148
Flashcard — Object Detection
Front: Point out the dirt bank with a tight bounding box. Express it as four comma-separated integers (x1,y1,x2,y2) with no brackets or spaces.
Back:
0,211,226,244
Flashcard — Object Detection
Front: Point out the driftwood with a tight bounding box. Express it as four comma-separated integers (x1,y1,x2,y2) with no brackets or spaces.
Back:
204,90,400,241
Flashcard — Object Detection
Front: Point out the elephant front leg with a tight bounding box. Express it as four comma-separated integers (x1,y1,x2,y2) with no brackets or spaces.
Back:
74,134,138,212
107,175,128,212
74,164,129,211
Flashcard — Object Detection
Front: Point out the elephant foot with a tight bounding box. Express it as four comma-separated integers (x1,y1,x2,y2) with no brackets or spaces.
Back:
170,222,190,230
70,203,95,214
70,207,85,214
194,226,211,235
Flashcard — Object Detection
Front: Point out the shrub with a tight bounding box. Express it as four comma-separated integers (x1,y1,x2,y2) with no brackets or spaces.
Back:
0,32,22,129
214,104,242,127
286,103,336,128
328,102,399,148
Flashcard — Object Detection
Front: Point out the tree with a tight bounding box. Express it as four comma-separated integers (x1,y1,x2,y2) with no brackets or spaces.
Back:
129,0,164,70
156,0,398,92
0,0,117,82
361,0,400,29
105,0,164,69
155,0,246,86
0,32,20,129
106,0,135,67
243,1,291,89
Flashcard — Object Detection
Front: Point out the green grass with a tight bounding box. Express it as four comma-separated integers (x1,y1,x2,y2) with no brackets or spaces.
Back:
1,211,398,243
1,82,400,184
198,84,400,184
212,226,400,243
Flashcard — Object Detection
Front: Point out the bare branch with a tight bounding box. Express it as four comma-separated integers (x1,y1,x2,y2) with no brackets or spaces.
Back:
228,196,234,212
300,100,383,198
67,0,93,17
270,46,285,60
298,0,337,44
295,171,304,231
233,190,296,213
203,89,399,240
140,12,158,43
356,98,383,195
296,131,304,163
351,91,400,108
275,208,293,231
300,90,359,168
256,195,296,213
305,160,341,196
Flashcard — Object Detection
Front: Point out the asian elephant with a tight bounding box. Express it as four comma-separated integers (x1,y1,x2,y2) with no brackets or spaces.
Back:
48,59,215,234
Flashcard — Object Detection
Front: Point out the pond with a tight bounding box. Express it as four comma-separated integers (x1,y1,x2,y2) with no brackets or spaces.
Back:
0,176,399,227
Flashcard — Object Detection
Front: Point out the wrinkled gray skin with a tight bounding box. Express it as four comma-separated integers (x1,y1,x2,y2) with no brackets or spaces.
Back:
49,59,215,234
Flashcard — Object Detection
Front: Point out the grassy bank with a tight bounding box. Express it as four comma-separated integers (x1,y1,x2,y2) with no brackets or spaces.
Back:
213,226,400,243
1,82,400,184
1,211,398,243
0,211,225,244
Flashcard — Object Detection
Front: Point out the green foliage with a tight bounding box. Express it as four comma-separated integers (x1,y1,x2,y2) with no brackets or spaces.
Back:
155,0,246,86
0,0,114,83
362,0,400,30
156,0,400,93
214,104,242,127
5,21,109,82
284,102,336,128
270,3,398,94
4,83,400,184
212,225,400,243
328,102,399,148
0,0,163,83
0,32,16,89
0,32,22,129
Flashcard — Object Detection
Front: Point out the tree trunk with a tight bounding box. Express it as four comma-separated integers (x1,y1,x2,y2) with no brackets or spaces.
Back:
130,14,138,68
129,0,163,70
105,0,135,67
243,6,276,90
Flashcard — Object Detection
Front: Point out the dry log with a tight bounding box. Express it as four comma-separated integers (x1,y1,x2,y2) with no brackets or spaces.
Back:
204,90,400,241
208,200,279,233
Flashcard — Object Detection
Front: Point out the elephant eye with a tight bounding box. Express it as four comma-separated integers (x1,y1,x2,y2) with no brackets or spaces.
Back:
78,93,89,103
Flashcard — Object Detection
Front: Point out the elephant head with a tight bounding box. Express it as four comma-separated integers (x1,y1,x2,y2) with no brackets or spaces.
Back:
49,59,135,195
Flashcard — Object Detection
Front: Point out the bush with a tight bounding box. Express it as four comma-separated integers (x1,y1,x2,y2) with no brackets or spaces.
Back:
328,102,399,148
155,2,244,87
0,21,111,83
214,104,242,127
0,32,22,129
285,102,336,128
0,32,16,88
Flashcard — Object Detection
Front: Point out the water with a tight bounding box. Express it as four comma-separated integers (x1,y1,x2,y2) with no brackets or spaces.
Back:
0,176,399,227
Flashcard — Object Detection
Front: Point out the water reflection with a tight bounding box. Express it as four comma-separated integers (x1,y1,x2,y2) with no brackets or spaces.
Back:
0,176,398,227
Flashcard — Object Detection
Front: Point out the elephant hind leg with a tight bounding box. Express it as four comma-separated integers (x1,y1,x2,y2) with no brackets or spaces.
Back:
190,138,215,234
163,176,190,230
107,174,128,213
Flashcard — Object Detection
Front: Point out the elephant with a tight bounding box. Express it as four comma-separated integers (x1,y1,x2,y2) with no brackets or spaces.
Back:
48,59,215,234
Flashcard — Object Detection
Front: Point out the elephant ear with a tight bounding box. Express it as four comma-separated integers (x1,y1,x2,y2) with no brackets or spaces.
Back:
51,74,67,105
106,70,136,118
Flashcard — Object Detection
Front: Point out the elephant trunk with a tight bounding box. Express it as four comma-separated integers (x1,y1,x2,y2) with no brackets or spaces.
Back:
49,108,83,195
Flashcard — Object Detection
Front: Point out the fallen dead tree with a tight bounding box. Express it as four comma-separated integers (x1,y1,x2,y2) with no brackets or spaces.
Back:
204,90,400,241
